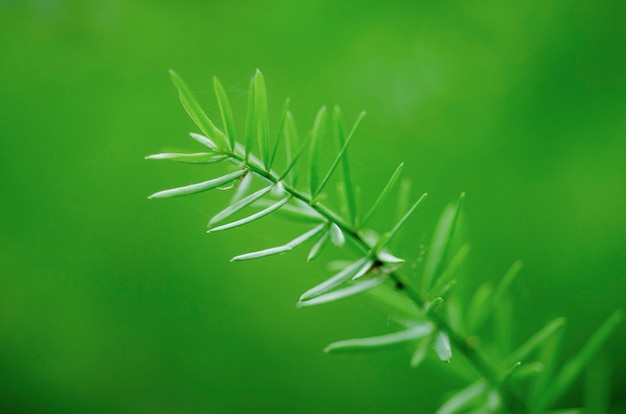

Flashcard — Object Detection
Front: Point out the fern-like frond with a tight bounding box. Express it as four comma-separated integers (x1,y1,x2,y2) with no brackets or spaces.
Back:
148,70,622,414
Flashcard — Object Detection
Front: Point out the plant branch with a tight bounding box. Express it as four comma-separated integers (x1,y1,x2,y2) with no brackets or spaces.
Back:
225,148,528,413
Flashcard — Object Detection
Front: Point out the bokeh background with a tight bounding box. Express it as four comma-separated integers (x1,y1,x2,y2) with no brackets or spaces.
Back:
1,1,625,413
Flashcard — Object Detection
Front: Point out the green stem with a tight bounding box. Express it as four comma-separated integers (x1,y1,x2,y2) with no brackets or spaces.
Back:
227,150,528,413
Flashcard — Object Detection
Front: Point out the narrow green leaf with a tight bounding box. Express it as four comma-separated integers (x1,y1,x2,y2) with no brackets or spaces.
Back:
307,229,330,262
510,362,544,381
169,70,227,149
494,298,514,360
492,260,523,307
324,324,433,354
230,171,253,204
333,106,363,226
209,185,273,226
530,321,565,402
208,196,290,233
410,335,433,368
504,317,567,366
312,110,363,198
394,178,411,224
465,282,493,333
422,192,465,292
537,310,623,410
435,381,488,414
329,223,345,247
502,361,522,385
189,132,219,150
279,132,311,181
366,282,421,320
446,296,463,332
300,257,372,301
148,169,245,199
388,178,411,249
268,98,290,170
244,76,255,160
308,106,327,196
213,77,236,150
285,223,326,248
377,251,405,264
362,163,405,226
426,297,444,315
254,198,324,223
298,276,385,307
430,243,470,296
145,152,227,164
374,193,428,252
254,69,271,168
231,223,325,261
283,111,299,183
231,245,291,261
436,279,457,298
545,409,585,414
434,331,452,362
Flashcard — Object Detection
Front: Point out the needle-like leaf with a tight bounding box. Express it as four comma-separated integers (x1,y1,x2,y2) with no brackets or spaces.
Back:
209,185,273,226
422,192,465,292
435,380,488,414
365,282,421,319
231,223,325,261
253,198,323,223
307,229,330,262
283,111,299,184
244,76,255,160
268,98,290,170
361,163,405,226
298,276,385,307
426,297,444,315
492,260,523,308
537,310,623,411
169,70,227,149
333,106,363,226
208,196,290,233
213,77,236,150
308,106,327,196
300,257,372,301
230,171,253,204
279,132,311,181
254,69,270,168
410,335,433,368
189,132,219,150
232,245,292,261
377,251,405,264
148,169,245,199
329,223,345,247
466,282,494,333
324,324,433,354
145,152,227,164
313,110,363,198
374,193,428,252
505,317,566,367
431,243,470,296
434,331,452,362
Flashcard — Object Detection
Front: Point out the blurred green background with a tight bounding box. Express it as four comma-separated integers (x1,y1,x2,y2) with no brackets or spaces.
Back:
1,1,625,412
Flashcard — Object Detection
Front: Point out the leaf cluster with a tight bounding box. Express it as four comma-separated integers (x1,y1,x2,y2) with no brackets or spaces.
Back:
148,70,622,413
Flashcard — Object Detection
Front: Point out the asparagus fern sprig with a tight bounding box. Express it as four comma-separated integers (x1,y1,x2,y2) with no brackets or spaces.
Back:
148,70,622,414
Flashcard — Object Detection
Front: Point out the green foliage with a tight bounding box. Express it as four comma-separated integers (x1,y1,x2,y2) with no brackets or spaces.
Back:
148,71,622,413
